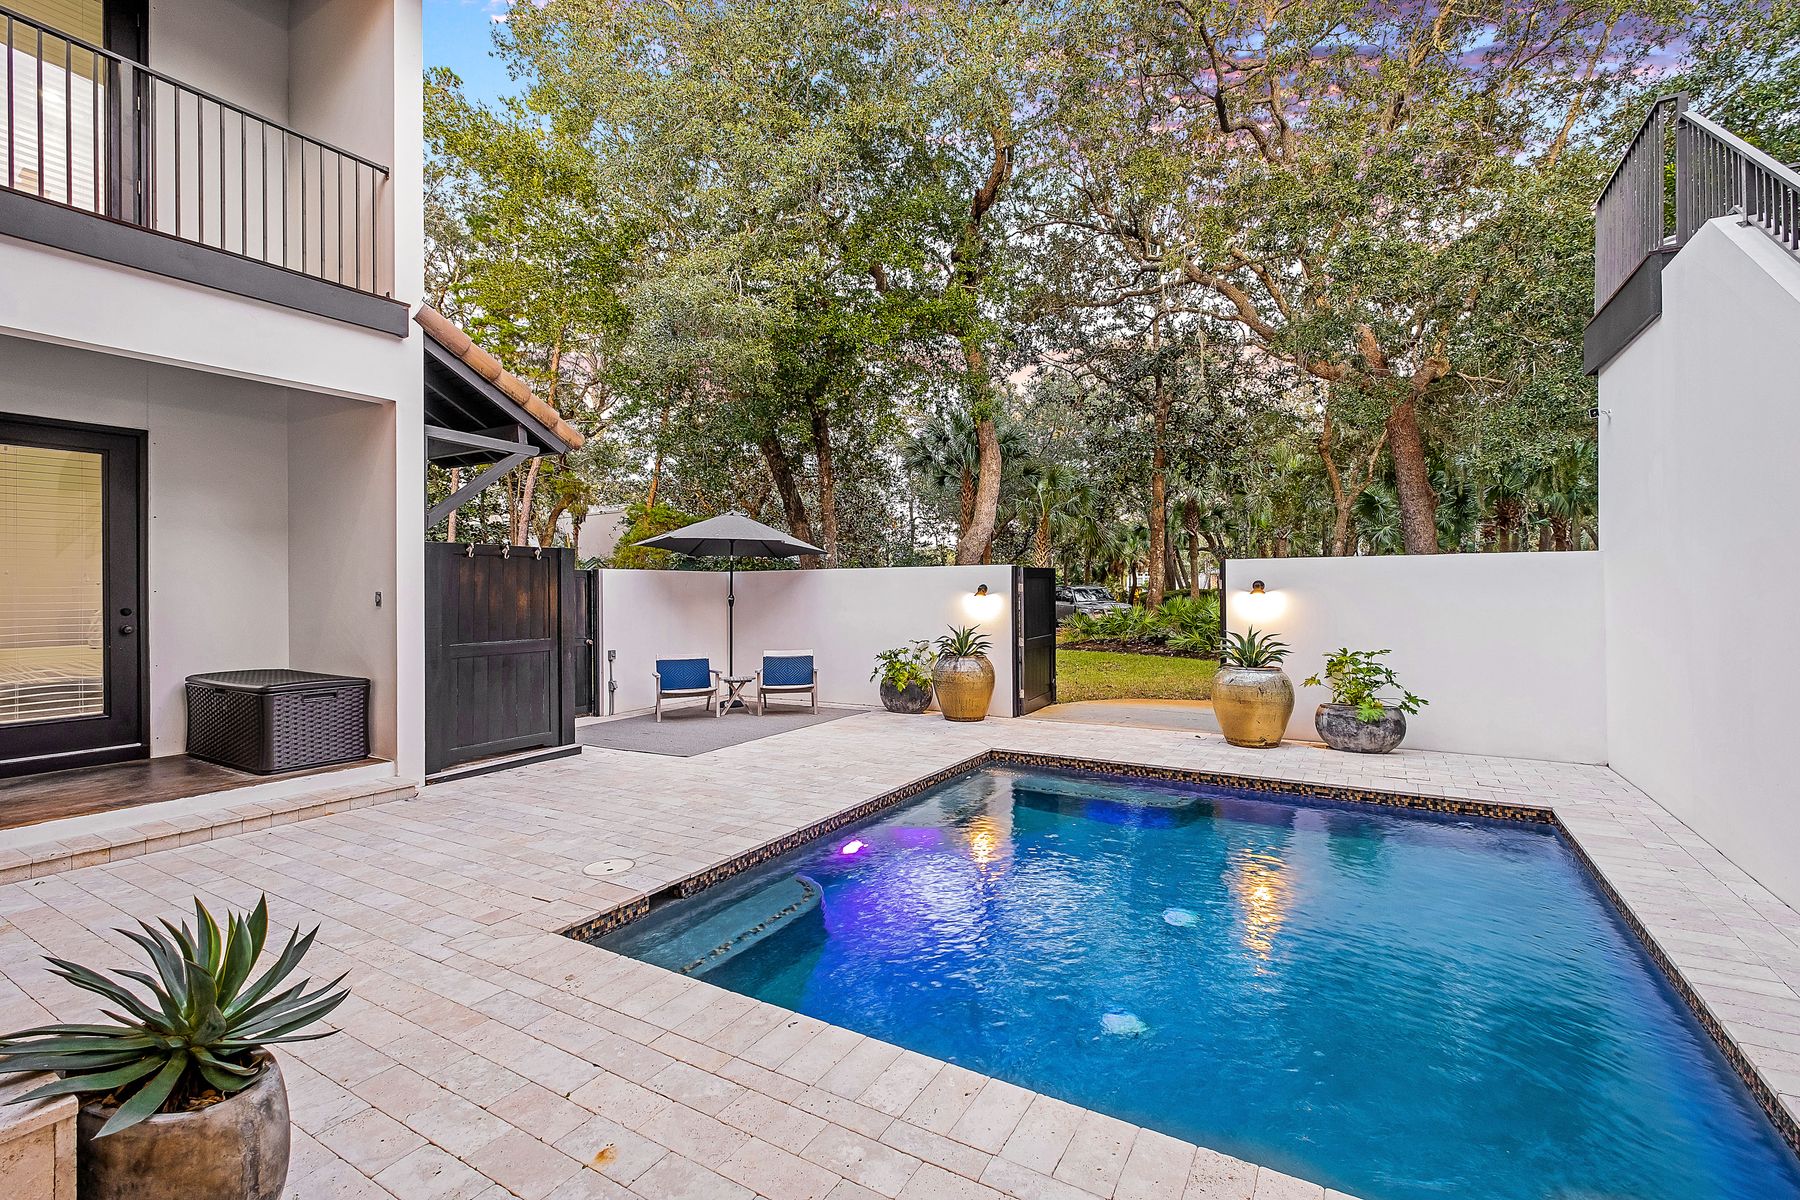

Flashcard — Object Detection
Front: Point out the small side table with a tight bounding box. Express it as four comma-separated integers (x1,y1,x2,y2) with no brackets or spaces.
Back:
720,675,759,715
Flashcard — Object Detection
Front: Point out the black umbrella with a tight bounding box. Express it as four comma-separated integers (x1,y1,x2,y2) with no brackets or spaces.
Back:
633,511,824,676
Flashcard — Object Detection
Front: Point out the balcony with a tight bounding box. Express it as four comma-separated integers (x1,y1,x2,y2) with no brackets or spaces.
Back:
1586,94,1800,373
0,4,406,336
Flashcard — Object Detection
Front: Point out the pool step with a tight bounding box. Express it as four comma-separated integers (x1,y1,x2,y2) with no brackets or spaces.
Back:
634,875,822,977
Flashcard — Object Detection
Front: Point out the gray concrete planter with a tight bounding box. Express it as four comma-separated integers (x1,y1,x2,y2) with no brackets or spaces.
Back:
879,680,933,714
77,1051,289,1200
1314,703,1407,754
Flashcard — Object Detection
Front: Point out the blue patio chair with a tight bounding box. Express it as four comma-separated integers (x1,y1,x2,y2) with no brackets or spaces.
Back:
654,658,721,721
757,650,817,714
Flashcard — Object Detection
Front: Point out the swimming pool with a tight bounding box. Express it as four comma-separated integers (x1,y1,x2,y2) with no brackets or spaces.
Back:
597,764,1800,1200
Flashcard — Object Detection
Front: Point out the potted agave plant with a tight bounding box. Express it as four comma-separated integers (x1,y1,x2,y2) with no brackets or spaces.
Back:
1304,647,1427,754
0,895,348,1200
1212,627,1294,748
932,625,995,722
872,640,935,714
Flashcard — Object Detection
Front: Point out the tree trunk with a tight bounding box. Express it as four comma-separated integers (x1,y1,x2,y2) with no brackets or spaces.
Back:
1146,319,1171,607
759,433,820,567
511,458,541,547
1032,514,1052,568
1146,473,1167,608
1201,530,1228,611
1184,503,1203,598
447,467,460,542
957,410,1004,566
1385,398,1439,554
809,402,839,567
646,407,670,509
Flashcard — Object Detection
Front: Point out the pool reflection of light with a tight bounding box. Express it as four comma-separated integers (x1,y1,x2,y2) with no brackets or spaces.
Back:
1230,852,1291,960
965,815,1006,866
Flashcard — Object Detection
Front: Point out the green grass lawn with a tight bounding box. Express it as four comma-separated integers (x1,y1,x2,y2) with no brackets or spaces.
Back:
1056,649,1218,703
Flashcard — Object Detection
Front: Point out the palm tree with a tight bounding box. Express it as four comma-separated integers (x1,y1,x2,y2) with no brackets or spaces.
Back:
1116,521,1151,603
1021,462,1094,569
1533,439,1598,550
905,409,1026,547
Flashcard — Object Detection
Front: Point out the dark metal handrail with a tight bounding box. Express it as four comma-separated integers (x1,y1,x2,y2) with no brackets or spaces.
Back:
1596,94,1800,312
1,3,391,296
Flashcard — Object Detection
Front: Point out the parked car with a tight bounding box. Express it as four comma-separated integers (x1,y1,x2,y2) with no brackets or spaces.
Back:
1056,585,1129,621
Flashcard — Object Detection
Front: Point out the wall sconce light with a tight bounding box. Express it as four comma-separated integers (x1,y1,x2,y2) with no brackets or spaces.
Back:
1236,579,1284,624
964,582,1004,624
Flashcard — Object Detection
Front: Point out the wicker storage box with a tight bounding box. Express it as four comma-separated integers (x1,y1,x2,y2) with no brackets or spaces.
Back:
185,669,369,775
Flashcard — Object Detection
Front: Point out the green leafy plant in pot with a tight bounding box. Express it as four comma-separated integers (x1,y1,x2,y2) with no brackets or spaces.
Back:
1212,627,1295,747
872,640,936,714
1304,648,1427,754
0,895,348,1200
933,625,995,722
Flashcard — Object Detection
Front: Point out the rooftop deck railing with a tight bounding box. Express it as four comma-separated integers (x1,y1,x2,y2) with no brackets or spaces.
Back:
1596,94,1800,312
0,4,390,297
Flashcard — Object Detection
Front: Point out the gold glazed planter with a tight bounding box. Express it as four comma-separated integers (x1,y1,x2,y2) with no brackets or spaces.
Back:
1212,666,1295,748
932,654,996,722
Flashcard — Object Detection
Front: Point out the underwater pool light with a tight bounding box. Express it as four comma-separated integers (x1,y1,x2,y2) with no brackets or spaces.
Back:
839,839,867,856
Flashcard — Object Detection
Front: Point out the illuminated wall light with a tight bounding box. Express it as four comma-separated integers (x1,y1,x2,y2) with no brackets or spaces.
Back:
1235,579,1286,626
964,582,1004,624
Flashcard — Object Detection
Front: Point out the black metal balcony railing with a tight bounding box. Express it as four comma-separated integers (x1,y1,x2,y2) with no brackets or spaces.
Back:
1596,94,1800,311
1,4,390,297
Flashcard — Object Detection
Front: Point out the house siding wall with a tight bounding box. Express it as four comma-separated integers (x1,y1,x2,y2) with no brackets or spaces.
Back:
1599,217,1800,911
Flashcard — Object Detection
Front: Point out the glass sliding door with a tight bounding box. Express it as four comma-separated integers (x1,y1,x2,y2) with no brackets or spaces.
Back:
0,416,144,776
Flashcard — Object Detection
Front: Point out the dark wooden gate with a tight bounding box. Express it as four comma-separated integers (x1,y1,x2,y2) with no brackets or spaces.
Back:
1015,566,1057,715
573,569,599,717
426,543,578,776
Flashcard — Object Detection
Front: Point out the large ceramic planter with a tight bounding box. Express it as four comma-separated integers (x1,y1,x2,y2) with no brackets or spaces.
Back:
78,1052,289,1200
1212,666,1294,748
879,679,933,714
1315,703,1407,754
932,655,995,722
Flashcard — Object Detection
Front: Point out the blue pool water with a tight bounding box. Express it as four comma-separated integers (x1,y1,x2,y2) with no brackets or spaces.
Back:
599,767,1800,1200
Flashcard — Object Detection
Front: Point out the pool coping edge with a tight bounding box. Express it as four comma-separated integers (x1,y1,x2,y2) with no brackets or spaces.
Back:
557,746,1800,1161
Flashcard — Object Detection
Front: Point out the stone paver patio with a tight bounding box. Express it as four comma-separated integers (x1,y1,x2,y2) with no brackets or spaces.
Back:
4,712,1799,1200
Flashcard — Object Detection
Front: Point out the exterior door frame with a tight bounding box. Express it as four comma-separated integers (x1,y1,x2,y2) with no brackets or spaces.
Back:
0,413,148,777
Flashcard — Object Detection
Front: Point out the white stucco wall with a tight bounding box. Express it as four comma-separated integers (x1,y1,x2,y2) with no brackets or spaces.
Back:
287,396,402,768
595,566,1017,718
0,336,291,755
149,0,293,124
1600,217,1800,909
1225,552,1608,762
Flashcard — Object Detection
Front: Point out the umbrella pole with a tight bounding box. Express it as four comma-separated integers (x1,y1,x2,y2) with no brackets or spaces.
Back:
727,557,736,676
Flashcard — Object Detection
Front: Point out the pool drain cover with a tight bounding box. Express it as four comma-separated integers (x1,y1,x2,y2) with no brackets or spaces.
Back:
584,858,635,877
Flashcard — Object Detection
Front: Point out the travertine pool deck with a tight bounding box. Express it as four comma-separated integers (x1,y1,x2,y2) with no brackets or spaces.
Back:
3,713,1799,1200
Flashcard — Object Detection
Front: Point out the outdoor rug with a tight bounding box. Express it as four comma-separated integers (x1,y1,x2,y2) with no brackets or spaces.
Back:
577,706,859,757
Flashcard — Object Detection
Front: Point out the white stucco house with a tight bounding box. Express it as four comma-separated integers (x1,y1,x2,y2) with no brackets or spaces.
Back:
0,0,427,808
